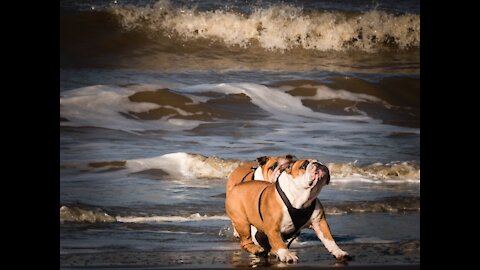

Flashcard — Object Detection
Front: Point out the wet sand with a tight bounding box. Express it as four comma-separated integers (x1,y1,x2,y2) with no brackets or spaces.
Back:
60,240,419,269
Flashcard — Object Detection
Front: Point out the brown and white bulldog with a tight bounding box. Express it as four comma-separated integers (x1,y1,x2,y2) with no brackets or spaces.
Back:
226,155,294,197
225,159,350,263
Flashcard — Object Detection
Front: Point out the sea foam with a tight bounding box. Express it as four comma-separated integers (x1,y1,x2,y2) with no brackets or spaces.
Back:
111,0,419,52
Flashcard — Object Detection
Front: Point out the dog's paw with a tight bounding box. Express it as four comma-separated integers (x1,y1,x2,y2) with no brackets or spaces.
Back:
244,243,264,255
276,248,298,263
333,250,352,261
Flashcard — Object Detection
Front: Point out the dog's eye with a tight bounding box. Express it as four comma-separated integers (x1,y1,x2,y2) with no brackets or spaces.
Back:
300,160,309,170
269,162,278,170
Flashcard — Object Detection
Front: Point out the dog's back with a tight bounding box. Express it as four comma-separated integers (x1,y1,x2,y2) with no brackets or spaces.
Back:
226,162,256,197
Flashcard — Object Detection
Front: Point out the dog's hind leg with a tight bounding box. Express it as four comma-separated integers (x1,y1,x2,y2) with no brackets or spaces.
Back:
233,220,264,255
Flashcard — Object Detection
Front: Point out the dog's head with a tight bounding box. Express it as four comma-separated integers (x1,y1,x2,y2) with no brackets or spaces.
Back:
283,159,330,190
257,154,296,182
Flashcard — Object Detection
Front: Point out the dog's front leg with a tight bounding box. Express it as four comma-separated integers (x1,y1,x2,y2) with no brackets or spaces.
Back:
265,228,298,263
312,215,351,260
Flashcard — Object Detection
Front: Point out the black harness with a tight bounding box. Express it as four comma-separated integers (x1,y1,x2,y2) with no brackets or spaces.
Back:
275,179,316,239
240,167,256,183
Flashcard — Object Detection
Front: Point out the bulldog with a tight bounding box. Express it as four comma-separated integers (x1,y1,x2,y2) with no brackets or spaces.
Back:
226,155,294,197
225,159,350,263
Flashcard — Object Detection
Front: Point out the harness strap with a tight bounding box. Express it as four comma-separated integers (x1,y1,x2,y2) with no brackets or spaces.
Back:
258,185,269,222
275,179,316,235
240,167,256,183
286,232,300,248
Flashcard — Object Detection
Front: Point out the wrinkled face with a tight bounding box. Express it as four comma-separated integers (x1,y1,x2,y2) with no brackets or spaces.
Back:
257,155,295,182
285,159,330,189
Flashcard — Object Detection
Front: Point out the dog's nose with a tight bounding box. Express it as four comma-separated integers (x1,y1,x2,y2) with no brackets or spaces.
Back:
314,163,330,184
318,164,329,174
313,162,327,171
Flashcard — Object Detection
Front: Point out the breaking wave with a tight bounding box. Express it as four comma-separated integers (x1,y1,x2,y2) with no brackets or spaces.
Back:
81,152,420,181
60,81,419,131
110,0,419,52
60,205,117,223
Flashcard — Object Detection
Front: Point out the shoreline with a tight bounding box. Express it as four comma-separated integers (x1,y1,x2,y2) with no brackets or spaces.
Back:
60,241,419,269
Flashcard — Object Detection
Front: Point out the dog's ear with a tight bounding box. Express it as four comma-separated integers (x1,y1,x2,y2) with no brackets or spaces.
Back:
285,154,296,161
268,161,278,170
256,156,270,166
284,161,294,174
277,160,291,172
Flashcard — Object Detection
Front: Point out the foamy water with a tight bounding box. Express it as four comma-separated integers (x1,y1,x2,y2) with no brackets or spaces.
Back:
116,213,230,223
124,152,419,181
60,84,206,131
60,194,419,225
60,82,419,135
111,0,419,52
62,151,420,182
60,83,370,132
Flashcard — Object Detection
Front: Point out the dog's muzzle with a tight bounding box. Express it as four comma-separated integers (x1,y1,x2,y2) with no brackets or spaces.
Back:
313,162,330,185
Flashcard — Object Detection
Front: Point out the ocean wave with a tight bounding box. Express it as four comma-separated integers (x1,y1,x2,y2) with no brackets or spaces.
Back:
124,152,419,181
116,213,230,223
328,161,419,181
108,0,419,52
60,81,416,132
281,84,396,109
126,152,246,179
60,196,419,224
59,84,207,132
60,205,230,224
60,205,116,223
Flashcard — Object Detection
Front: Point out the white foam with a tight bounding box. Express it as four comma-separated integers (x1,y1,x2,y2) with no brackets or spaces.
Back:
60,85,206,132
60,82,420,133
179,83,373,122
154,230,205,235
126,152,420,182
128,229,206,235
290,236,395,248
330,177,420,184
324,210,348,215
280,84,395,109
126,152,243,179
111,1,420,52
60,205,116,223
116,213,230,223
348,237,396,244
314,85,395,109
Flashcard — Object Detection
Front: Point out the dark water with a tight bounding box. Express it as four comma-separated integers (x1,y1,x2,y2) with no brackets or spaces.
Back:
60,0,420,268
